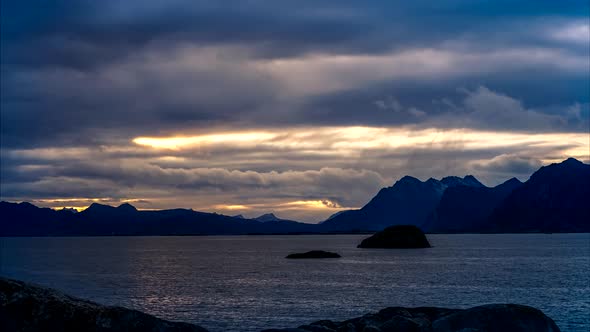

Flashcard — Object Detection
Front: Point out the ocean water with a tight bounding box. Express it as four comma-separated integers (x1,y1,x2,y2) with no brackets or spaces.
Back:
1,234,589,332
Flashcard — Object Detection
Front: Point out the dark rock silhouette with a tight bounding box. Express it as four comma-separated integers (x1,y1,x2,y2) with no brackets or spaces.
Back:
0,277,207,332
487,158,590,233
424,177,523,233
285,250,341,259
1,278,561,332
321,175,483,232
263,304,560,332
358,225,431,248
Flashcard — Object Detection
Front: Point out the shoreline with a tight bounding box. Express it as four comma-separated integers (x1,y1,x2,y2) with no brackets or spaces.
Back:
1,277,562,332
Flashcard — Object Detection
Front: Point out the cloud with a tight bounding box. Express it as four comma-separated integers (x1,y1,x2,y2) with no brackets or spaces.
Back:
2,124,588,220
457,86,570,130
0,162,387,221
366,86,588,132
549,22,590,45
1,1,588,220
471,154,544,181
262,47,587,97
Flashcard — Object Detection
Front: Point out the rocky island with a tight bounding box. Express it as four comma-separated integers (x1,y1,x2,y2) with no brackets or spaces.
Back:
0,277,561,332
358,225,431,248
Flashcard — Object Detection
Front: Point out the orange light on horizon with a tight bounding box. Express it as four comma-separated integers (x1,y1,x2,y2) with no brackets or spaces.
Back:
130,126,589,164
133,132,277,150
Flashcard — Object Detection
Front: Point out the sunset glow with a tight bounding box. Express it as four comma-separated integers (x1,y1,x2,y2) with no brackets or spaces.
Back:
133,132,277,150
2,0,588,222
131,127,589,163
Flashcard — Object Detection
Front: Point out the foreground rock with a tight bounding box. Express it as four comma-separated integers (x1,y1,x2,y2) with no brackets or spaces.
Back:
263,304,560,332
0,277,207,332
1,278,561,332
358,225,431,248
286,250,341,259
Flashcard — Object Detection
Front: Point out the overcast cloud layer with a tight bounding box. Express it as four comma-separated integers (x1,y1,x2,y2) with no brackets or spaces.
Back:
1,1,589,221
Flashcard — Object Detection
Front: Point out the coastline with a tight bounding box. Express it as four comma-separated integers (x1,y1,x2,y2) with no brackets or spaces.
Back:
1,277,561,332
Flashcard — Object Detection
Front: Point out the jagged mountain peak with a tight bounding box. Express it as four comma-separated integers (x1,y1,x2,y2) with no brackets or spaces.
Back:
58,207,78,214
117,203,138,212
529,157,589,183
500,177,523,186
254,213,281,222
398,175,422,183
562,157,583,165
441,175,484,188
84,203,115,212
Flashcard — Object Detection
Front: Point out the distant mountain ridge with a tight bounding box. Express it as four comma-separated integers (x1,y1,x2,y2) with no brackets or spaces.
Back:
423,177,523,233
1,158,588,236
486,158,590,233
319,175,485,231
0,202,316,236
253,213,282,222
322,158,589,233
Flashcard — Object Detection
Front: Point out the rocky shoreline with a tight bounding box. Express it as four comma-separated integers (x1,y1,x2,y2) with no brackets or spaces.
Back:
1,277,560,332
263,304,561,332
0,278,206,332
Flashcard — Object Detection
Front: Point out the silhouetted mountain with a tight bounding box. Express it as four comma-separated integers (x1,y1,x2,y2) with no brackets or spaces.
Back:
117,203,138,213
1,158,587,236
320,175,484,232
0,202,316,236
0,202,75,236
324,210,350,221
82,202,115,213
253,213,282,222
440,175,485,188
423,177,523,233
58,207,78,214
486,158,590,233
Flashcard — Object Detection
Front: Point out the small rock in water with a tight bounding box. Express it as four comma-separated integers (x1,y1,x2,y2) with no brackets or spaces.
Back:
285,250,341,259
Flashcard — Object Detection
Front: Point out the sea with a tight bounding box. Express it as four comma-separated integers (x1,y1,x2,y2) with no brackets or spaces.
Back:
1,234,589,331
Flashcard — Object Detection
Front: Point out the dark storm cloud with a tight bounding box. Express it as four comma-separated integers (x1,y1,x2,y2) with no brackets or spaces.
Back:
2,0,588,69
1,1,373,69
1,0,589,220
2,0,588,134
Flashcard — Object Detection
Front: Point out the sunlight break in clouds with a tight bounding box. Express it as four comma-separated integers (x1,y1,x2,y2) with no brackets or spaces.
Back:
1,1,588,222
3,123,587,221
133,132,277,150
213,200,347,220
132,126,589,163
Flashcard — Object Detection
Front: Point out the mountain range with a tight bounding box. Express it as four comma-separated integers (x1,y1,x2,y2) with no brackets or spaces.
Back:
320,175,486,231
1,158,588,236
0,202,316,236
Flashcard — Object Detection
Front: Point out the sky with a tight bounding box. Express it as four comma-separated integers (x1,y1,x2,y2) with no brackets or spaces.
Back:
1,0,589,222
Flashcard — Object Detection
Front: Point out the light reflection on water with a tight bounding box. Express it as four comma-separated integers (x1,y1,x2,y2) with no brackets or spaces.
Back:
1,234,589,332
